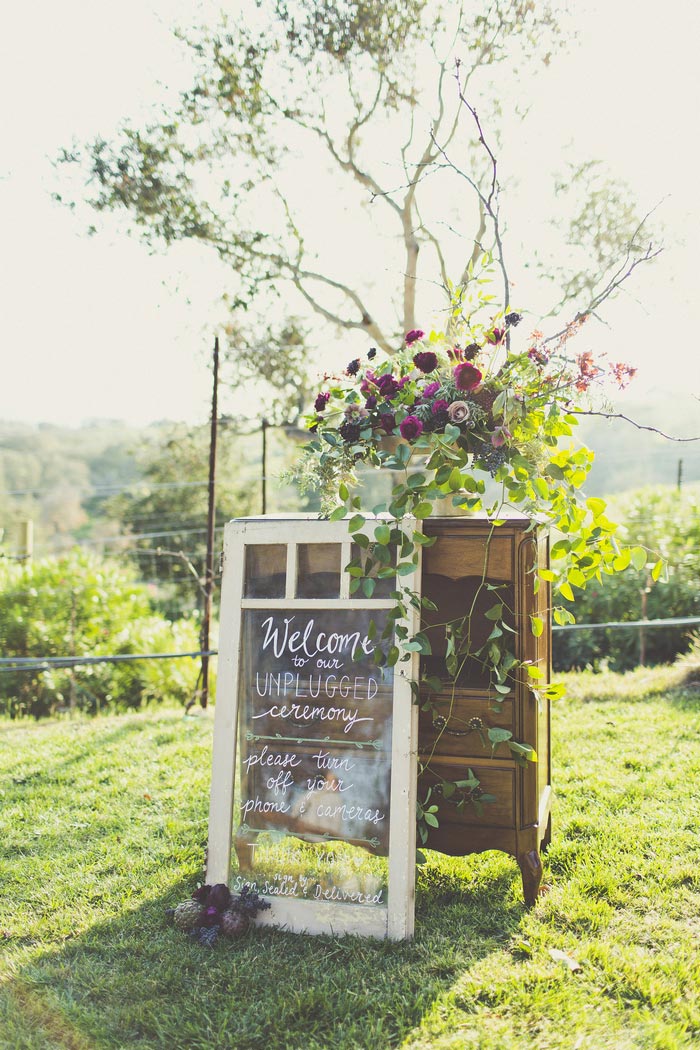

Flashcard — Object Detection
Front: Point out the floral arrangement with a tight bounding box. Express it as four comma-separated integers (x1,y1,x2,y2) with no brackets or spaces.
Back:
301,294,636,533
167,882,271,946
297,280,650,621
295,279,657,842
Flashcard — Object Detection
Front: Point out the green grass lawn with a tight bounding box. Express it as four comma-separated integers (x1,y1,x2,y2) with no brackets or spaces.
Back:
1,661,699,1050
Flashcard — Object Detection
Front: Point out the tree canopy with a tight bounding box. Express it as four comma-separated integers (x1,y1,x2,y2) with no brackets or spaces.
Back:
58,0,658,405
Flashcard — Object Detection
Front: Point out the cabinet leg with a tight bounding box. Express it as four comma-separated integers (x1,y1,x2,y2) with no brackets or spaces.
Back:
518,848,543,907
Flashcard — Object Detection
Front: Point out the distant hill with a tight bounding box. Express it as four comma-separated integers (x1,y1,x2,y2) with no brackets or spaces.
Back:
1,391,697,555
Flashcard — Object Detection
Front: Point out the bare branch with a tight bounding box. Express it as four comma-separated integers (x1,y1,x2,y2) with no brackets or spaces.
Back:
288,266,394,353
571,410,700,443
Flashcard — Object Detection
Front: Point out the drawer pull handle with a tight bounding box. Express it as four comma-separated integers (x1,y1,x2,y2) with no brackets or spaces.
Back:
432,714,486,736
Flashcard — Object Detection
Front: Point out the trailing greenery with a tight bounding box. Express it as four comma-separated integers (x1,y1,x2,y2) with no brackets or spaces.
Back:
1,659,699,1049
555,484,700,671
0,552,202,718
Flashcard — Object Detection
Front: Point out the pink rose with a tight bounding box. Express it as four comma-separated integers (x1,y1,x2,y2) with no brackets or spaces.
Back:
447,401,470,424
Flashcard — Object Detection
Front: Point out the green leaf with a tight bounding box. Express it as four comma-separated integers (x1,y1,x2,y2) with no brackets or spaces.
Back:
423,812,439,828
613,549,631,572
630,546,647,571
559,581,575,602
348,514,365,532
448,467,463,491
338,482,349,501
329,505,347,521
530,615,544,637
362,577,376,598
407,472,426,489
651,558,663,582
374,524,391,545
413,501,433,519
396,561,416,576
586,496,606,518
444,423,461,443
386,646,400,666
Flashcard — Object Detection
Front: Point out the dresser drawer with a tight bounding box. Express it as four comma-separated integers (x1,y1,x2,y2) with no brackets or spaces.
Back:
418,758,516,829
418,693,516,759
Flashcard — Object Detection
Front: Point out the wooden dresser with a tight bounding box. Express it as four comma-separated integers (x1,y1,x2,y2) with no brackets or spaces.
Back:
417,516,552,905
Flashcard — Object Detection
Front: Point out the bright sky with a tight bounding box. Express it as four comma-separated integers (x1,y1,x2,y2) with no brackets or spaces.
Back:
1,0,699,427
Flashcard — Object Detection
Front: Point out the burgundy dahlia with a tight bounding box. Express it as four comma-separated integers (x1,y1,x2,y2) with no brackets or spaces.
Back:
431,399,449,414
339,421,361,443
399,415,423,441
404,329,425,346
314,391,330,413
376,374,400,399
379,413,396,433
453,362,483,392
413,350,438,373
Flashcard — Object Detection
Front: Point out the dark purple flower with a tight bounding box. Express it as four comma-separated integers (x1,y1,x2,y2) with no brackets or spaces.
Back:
367,347,377,359
464,342,481,361
376,374,400,399
505,312,522,327
364,394,377,409
345,358,361,376
207,883,232,912
454,362,483,392
431,399,449,414
486,327,505,345
399,415,423,441
413,350,438,373
339,421,361,443
423,381,440,398
192,884,211,904
314,391,330,413
203,905,221,927
405,329,425,345
379,413,396,434
491,426,511,448
429,408,450,431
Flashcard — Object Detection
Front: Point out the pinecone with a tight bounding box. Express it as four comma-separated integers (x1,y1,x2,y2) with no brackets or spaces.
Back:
173,900,205,932
221,908,251,938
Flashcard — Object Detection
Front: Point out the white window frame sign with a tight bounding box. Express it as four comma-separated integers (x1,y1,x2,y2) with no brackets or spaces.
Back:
206,515,420,940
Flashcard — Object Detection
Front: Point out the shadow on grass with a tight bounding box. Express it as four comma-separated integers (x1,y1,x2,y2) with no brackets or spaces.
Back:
4,855,528,1050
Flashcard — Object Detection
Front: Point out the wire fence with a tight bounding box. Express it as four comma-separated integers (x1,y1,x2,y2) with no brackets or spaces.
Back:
1,618,698,675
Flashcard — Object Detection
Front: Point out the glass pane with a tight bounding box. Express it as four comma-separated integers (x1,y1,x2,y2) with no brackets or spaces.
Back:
296,543,341,599
349,542,395,599
233,607,394,907
244,544,287,598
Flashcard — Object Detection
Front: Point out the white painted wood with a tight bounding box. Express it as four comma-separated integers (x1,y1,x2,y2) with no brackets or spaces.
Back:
206,520,246,884
207,515,420,939
386,518,420,940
